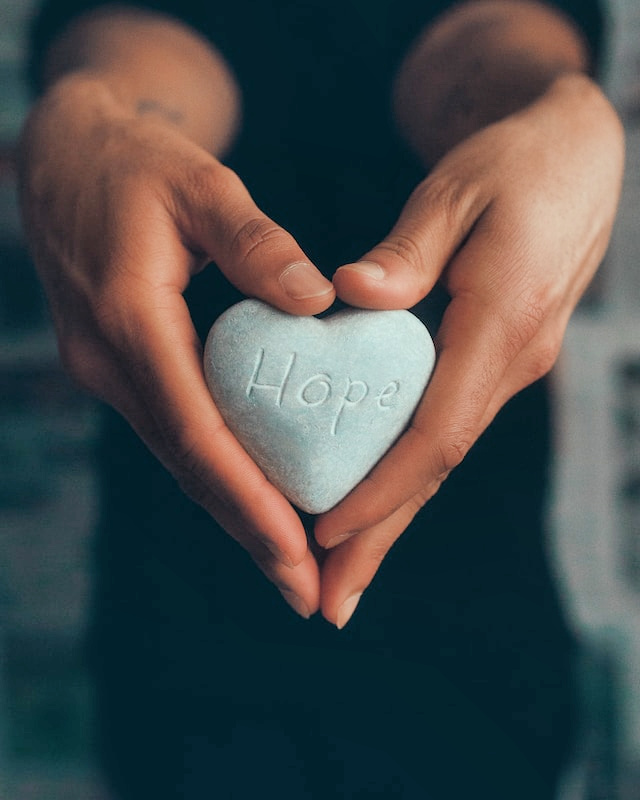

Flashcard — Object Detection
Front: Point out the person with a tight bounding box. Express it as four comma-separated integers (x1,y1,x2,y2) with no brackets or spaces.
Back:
18,0,623,797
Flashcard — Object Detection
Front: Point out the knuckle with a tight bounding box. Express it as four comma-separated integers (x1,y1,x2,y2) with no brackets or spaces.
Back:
230,216,289,265
494,286,549,362
375,231,424,271
514,288,548,340
528,333,563,380
410,415,474,477
364,540,392,568
183,159,226,203
174,160,234,227
407,486,437,514
433,429,474,474
378,172,485,275
414,171,483,233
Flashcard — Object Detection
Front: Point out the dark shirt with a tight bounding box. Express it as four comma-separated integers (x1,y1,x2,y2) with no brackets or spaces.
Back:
26,3,604,797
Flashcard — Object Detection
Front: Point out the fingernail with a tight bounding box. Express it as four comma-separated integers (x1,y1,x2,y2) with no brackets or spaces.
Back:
279,261,334,299
339,261,385,280
336,592,363,630
280,588,311,619
324,531,358,549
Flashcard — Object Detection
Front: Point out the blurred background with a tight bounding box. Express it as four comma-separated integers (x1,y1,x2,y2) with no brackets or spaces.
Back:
0,1,639,798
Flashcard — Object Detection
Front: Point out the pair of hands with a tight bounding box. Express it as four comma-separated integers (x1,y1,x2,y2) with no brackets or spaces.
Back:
18,71,623,628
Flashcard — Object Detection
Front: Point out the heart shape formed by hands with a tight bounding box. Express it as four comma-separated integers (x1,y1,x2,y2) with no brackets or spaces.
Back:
204,299,435,513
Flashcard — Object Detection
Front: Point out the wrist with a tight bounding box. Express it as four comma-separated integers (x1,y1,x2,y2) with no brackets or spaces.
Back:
39,69,128,117
26,63,238,157
527,71,624,151
392,1,595,167
37,8,241,154
19,70,133,173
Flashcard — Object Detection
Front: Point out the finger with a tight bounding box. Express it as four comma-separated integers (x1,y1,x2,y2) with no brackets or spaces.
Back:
104,359,322,619
68,192,314,574
138,293,311,561
318,192,564,546
319,499,421,628
332,166,490,309
63,306,317,593
131,370,322,619
63,322,321,620
314,286,524,547
173,158,335,315
90,251,311,573
236,533,321,619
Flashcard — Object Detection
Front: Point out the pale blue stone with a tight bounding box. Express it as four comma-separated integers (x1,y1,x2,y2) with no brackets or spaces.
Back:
203,299,435,514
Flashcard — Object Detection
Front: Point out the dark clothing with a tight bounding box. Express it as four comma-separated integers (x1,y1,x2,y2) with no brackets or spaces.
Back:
29,1,604,797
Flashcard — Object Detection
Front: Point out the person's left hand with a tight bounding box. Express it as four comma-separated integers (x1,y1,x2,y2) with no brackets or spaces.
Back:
314,73,624,628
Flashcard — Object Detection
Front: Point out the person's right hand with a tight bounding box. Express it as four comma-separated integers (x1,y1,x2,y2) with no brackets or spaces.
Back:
18,73,335,619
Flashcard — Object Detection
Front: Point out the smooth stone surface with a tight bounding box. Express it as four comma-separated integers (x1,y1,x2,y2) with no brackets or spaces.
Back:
203,299,436,514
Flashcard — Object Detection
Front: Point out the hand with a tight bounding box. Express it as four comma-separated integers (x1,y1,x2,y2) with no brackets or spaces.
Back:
316,73,624,627
18,74,335,619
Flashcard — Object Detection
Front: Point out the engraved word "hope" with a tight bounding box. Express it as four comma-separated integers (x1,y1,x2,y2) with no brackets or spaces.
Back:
246,349,401,436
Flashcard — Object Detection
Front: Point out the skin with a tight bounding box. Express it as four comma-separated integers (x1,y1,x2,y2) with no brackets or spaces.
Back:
18,1,624,628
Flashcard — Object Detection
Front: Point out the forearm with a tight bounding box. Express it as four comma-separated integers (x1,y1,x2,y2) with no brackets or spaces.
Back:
393,0,598,166
35,5,240,154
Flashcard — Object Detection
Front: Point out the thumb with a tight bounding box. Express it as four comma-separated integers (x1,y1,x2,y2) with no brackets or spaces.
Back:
176,160,335,315
332,175,488,309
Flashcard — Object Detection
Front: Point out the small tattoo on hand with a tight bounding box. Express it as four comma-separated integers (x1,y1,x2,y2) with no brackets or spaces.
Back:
136,99,184,125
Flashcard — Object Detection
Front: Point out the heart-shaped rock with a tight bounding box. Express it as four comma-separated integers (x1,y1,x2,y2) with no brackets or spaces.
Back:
203,299,435,513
